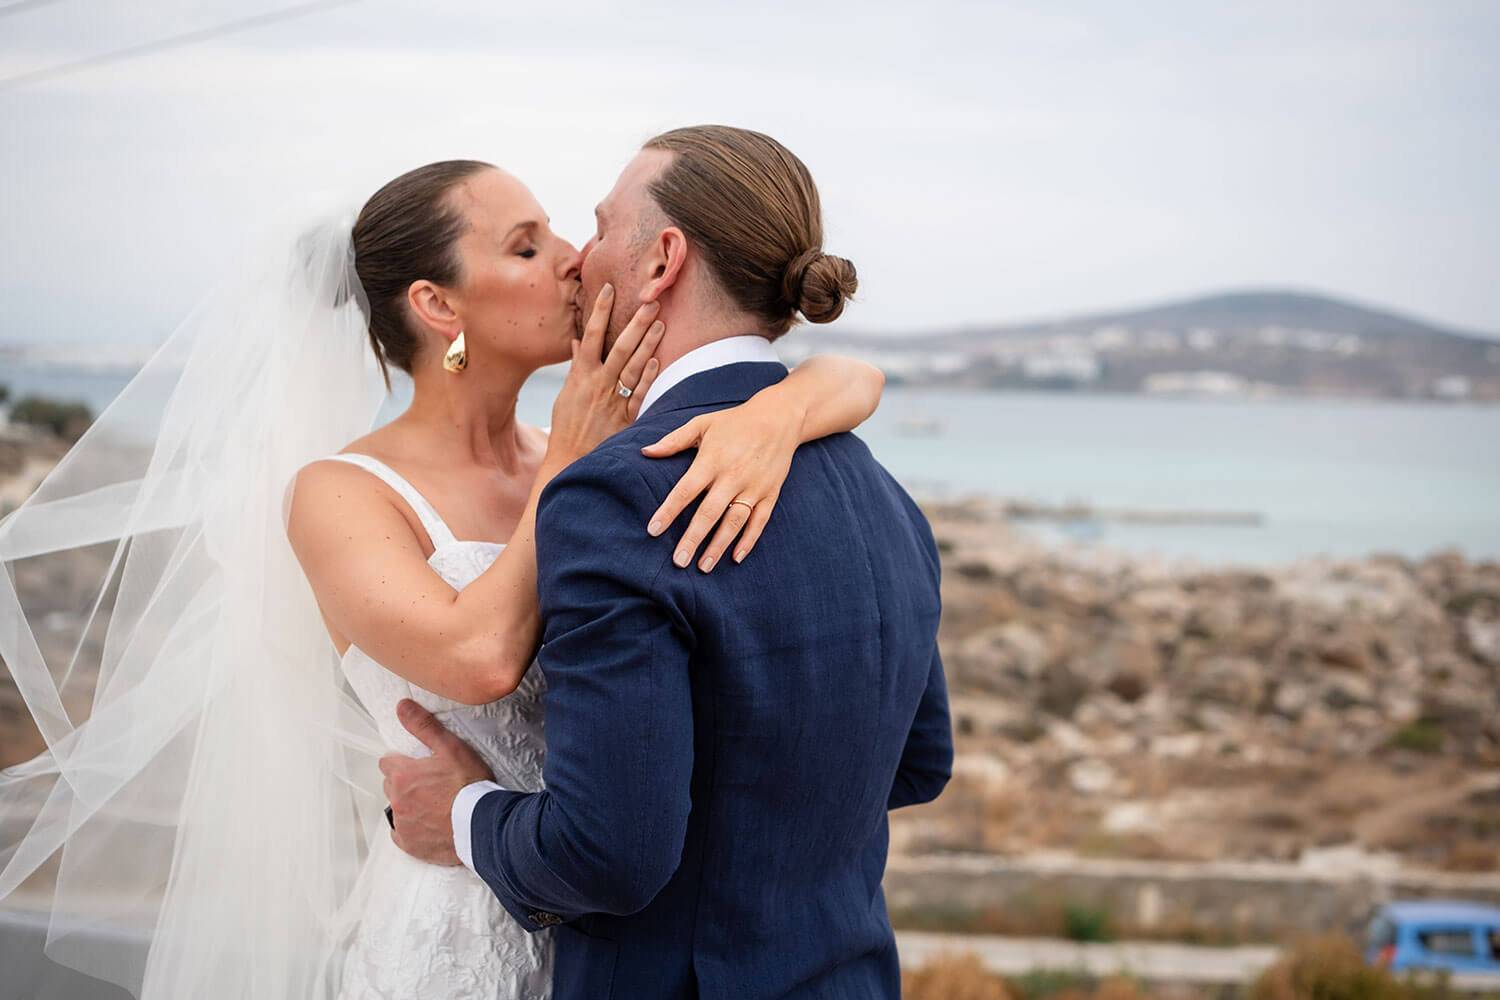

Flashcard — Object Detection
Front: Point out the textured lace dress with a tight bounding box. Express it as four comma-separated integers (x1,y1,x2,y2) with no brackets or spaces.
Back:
323,454,552,1000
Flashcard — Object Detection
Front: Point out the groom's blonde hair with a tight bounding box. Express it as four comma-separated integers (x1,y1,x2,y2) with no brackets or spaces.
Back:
642,126,857,339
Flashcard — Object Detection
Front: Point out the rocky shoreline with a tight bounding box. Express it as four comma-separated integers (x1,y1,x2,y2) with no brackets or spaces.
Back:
0,425,66,517
897,498,1500,880
3,435,1497,903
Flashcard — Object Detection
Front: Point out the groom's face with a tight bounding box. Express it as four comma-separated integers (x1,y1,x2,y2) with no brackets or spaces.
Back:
576,149,673,353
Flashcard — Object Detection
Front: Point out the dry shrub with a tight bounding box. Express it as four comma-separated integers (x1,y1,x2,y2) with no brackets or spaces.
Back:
1250,933,1404,1000
1441,839,1499,872
1094,976,1151,1000
904,952,1013,1000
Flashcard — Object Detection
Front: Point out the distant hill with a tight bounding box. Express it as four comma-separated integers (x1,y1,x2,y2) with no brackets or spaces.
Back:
833,289,1494,348
790,289,1500,401
988,288,1488,338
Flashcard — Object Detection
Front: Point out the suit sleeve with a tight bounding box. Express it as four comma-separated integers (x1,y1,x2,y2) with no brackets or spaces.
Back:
888,506,952,811
887,643,952,809
468,453,695,928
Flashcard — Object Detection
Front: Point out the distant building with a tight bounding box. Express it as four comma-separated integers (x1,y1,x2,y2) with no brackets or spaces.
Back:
1142,371,1250,396
1141,330,1181,352
1187,328,1219,351
1090,325,1133,350
1022,352,1101,382
1432,375,1471,400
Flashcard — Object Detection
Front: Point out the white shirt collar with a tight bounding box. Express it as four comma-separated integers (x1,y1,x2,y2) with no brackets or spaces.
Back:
636,335,781,419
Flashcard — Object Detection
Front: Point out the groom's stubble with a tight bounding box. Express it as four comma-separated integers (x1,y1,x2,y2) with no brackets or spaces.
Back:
575,150,675,358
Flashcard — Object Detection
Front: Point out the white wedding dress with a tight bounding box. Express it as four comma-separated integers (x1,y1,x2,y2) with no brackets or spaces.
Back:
325,453,553,1000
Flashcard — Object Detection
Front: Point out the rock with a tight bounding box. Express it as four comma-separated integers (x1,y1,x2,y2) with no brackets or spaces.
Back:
1040,666,1092,719
1230,615,1286,659
1417,549,1468,593
1073,697,1110,733
1185,596,1243,640
1103,800,1160,834
1045,719,1093,755
1070,628,1161,703
1124,585,1193,630
1150,732,1206,758
950,697,1046,743
1378,688,1421,724
948,622,1050,695
1272,680,1314,719
1320,638,1374,677
1049,570,1116,618
951,752,1012,789
1465,616,1500,666
1043,620,1079,668
1276,561,1426,623
1073,691,1138,733
1188,655,1266,709
1295,704,1343,747
1067,758,1116,795
1321,671,1377,710
1106,637,1162,703
1188,703,1242,735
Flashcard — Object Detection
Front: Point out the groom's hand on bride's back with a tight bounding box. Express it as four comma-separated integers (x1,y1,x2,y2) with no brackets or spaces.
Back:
380,699,494,866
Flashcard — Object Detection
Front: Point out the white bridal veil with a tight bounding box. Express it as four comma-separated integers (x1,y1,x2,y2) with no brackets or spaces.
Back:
0,201,391,997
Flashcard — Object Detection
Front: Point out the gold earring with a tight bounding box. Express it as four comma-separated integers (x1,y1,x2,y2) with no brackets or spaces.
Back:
442,331,467,373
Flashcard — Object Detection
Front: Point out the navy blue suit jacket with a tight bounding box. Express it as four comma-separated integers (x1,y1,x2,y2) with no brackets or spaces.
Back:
469,361,952,999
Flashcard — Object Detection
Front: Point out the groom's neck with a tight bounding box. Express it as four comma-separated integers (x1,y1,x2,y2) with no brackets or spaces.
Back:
649,286,771,373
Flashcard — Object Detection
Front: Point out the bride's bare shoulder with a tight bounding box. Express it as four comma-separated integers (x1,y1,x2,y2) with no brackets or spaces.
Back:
286,459,378,538
285,440,409,547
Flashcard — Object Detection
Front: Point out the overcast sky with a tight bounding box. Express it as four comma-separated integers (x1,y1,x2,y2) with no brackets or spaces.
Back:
2,0,1497,350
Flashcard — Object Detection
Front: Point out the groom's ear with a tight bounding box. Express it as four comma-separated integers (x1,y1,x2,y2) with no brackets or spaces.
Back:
638,226,688,305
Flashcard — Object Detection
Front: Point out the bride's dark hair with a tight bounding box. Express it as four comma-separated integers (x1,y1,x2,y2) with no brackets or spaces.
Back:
352,159,492,387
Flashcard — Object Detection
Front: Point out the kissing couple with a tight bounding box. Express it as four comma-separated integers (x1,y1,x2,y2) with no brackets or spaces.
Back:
0,125,951,999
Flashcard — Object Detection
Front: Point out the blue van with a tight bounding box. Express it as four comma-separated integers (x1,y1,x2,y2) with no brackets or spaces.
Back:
1365,901,1500,975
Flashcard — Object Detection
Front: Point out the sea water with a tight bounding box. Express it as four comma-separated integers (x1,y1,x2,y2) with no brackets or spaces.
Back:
5,366,1497,564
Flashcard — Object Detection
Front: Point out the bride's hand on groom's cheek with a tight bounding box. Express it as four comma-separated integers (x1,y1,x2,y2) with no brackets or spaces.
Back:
548,285,665,462
380,699,494,866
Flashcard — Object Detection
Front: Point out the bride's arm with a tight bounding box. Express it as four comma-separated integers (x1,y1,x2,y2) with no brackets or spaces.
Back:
291,313,882,706
287,290,662,707
640,353,885,571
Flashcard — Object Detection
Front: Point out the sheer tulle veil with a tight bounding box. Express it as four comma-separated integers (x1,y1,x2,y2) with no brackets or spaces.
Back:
0,199,392,997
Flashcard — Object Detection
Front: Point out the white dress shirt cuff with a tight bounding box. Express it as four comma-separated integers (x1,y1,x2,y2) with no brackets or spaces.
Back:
451,779,504,872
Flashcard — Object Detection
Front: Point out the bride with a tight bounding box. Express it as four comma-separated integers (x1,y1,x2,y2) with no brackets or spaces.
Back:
0,160,882,998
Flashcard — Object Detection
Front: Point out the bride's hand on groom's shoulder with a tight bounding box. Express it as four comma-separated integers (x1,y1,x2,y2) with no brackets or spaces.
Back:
640,392,797,574
547,284,665,466
380,699,494,867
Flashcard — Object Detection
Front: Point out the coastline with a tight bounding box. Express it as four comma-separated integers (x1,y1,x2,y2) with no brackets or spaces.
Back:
886,499,1499,935
3,427,1498,949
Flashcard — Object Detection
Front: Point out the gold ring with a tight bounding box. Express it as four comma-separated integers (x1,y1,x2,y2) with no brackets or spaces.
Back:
616,379,633,399
728,499,755,513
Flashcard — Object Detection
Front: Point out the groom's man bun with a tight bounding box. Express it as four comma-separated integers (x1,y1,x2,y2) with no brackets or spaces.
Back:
352,159,493,387
642,125,857,339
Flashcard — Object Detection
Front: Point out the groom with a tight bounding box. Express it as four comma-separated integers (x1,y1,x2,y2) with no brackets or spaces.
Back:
383,125,951,998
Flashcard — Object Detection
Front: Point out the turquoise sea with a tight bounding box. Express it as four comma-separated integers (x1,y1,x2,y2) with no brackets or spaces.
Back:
4,366,1498,565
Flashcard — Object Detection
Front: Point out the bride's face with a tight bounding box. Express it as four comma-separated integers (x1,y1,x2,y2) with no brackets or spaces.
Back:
445,169,582,370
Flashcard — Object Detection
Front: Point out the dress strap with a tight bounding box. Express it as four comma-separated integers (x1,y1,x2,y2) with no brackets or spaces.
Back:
321,453,459,550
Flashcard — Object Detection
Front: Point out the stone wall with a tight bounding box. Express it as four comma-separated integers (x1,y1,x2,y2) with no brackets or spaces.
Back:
886,853,1500,943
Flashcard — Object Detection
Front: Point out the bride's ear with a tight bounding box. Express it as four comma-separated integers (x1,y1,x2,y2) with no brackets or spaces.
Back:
407,280,461,342
639,226,687,305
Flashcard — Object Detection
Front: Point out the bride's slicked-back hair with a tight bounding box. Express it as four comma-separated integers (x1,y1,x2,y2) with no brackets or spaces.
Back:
642,125,857,340
352,160,492,387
